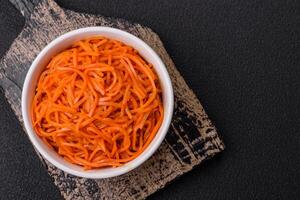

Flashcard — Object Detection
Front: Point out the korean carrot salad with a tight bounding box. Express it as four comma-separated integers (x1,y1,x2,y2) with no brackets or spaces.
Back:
32,37,163,170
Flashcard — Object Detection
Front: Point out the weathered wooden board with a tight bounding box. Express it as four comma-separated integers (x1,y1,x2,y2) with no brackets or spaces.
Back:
0,0,225,199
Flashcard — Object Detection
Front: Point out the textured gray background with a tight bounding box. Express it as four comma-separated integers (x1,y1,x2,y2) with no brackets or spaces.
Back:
0,0,299,199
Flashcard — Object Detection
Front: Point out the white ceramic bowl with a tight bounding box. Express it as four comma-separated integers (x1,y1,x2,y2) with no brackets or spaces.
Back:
22,27,174,179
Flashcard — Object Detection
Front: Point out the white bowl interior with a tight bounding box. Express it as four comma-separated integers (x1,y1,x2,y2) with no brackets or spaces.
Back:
22,27,173,178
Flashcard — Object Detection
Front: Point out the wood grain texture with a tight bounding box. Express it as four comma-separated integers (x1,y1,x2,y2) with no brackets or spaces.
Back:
8,0,39,19
0,0,224,199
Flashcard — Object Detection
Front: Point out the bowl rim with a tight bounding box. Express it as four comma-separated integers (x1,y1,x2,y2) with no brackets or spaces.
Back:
21,26,174,179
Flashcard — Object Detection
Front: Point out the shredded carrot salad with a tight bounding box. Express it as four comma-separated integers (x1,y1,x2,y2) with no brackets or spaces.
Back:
32,36,163,169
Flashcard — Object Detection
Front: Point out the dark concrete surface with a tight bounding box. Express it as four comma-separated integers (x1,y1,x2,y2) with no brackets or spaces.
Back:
0,0,299,199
